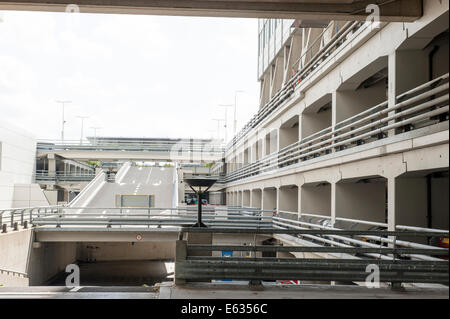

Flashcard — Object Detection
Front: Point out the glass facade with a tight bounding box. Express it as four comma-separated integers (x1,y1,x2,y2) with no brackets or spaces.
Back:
258,18,295,79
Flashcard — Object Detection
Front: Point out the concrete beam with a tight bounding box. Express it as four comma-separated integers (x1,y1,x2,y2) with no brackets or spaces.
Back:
34,228,180,242
0,0,423,22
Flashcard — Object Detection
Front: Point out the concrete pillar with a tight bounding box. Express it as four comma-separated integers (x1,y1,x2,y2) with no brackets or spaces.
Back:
331,182,337,226
387,50,428,137
48,154,56,176
387,177,396,231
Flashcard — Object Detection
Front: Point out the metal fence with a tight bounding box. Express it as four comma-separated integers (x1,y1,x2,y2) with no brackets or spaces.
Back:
225,73,449,182
175,227,449,285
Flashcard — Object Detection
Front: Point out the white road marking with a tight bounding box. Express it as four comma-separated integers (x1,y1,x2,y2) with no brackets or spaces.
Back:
145,168,153,184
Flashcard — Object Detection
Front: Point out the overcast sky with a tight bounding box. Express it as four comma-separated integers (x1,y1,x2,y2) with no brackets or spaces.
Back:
0,10,260,142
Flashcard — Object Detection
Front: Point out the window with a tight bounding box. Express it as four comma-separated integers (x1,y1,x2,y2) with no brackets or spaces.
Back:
115,194,155,208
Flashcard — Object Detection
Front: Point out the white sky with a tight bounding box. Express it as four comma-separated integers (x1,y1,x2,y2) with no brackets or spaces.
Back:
0,10,260,142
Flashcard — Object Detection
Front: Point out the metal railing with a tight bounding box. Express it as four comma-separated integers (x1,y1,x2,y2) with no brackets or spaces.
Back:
226,21,365,152
2,204,447,285
0,206,275,231
225,74,449,183
34,170,96,182
175,227,449,285
37,139,225,154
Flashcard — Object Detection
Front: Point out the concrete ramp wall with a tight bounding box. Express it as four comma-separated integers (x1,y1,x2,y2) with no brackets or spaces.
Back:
0,229,79,286
69,170,106,207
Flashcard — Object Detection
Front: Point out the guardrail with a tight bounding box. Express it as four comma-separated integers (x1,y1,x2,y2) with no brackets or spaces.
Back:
2,204,447,285
37,139,225,154
34,171,96,182
0,206,276,232
175,227,449,285
225,73,449,183
226,21,364,152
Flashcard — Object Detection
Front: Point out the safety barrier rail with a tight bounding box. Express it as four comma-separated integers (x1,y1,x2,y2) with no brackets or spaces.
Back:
0,206,276,232
37,139,225,154
175,227,449,285
34,170,96,182
226,21,364,152
225,74,449,183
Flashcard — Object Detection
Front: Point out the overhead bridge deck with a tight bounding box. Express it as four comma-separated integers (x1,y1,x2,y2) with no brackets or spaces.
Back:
37,138,224,162
0,0,423,21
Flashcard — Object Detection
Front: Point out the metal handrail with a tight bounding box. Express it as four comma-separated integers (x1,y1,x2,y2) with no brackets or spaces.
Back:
225,21,365,152
224,75,449,182
176,226,448,285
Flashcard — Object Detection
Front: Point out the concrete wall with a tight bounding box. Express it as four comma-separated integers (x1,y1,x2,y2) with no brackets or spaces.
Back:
301,108,331,138
279,116,299,149
78,242,176,262
28,242,79,285
12,184,49,208
0,229,32,273
431,176,449,230
395,178,428,228
335,181,386,225
335,80,387,123
396,175,449,230
243,190,250,207
251,189,262,208
0,120,46,209
0,270,29,287
301,184,331,216
263,188,277,211
279,186,298,212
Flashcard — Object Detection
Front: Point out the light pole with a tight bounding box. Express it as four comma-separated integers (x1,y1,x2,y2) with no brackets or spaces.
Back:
212,119,225,142
218,104,233,143
90,127,102,146
76,116,89,145
56,100,71,143
233,90,245,137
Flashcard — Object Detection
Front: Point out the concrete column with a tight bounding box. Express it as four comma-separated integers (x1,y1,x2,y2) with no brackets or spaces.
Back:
331,182,336,226
387,50,428,137
275,187,280,214
387,177,396,231
48,154,56,176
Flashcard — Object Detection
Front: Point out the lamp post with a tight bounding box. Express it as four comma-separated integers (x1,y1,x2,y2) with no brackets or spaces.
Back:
76,116,89,145
218,104,233,143
212,118,226,142
90,127,102,146
233,90,245,137
56,100,71,144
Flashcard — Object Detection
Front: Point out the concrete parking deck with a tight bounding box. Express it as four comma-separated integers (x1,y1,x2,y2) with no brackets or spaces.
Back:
158,282,449,299
0,283,447,299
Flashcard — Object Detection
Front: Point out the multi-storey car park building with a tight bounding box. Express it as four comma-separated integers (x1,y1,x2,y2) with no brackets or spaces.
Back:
0,0,449,295
214,0,449,233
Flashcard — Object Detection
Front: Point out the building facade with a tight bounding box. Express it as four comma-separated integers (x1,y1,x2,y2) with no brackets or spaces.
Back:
0,119,49,208
217,0,449,232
